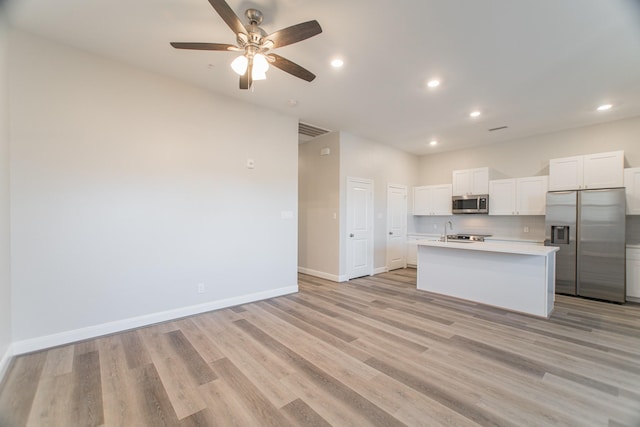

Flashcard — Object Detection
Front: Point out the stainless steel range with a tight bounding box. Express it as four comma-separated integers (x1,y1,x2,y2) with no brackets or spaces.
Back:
445,234,491,242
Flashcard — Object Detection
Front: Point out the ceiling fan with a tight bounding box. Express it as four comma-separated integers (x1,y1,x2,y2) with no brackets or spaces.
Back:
170,0,322,90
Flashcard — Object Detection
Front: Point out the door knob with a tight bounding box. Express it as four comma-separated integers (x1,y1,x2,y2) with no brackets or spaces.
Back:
389,232,393,235
349,233,354,237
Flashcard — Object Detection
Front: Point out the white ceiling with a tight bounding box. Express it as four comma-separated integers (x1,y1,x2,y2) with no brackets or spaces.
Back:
6,0,640,155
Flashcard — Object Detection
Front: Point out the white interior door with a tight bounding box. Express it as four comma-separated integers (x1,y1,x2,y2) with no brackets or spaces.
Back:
387,184,407,271
347,177,373,280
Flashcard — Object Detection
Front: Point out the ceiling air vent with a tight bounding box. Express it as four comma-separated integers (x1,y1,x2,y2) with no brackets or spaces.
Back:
299,122,330,138
488,126,508,132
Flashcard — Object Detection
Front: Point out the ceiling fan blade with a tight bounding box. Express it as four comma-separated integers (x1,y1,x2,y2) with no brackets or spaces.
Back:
266,20,322,49
207,0,247,36
269,54,316,82
239,57,253,90
170,42,237,51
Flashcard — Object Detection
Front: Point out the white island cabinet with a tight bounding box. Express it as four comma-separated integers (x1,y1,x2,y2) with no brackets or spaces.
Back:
417,241,558,318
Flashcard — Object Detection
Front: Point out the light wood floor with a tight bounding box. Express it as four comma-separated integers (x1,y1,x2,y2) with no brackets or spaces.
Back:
1,269,640,426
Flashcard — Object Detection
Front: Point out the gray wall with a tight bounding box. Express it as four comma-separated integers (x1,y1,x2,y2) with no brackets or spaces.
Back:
0,5,12,371
9,30,299,348
298,132,341,278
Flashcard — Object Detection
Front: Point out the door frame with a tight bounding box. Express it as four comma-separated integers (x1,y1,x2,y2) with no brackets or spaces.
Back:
346,177,374,280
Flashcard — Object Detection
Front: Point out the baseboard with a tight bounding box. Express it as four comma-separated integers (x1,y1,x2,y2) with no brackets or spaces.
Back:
0,344,13,384
373,267,388,275
627,296,640,303
298,267,347,282
12,285,298,356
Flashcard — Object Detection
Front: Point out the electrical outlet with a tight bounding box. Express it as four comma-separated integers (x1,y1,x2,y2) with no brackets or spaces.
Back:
523,226,530,233
433,224,438,230
197,283,205,294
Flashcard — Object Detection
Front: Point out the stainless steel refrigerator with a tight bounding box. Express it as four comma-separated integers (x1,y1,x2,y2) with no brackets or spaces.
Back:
545,188,626,303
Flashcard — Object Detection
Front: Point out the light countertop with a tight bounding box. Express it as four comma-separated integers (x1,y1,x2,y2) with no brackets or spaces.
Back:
417,239,559,256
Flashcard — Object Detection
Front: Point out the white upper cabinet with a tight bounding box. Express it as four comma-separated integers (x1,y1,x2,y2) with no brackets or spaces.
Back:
452,167,489,196
583,151,624,189
517,176,549,215
488,179,516,215
549,151,624,191
625,167,640,215
489,176,548,216
413,184,452,216
548,156,583,191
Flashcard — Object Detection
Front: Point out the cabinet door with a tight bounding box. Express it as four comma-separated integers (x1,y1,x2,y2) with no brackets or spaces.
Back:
624,168,640,215
489,179,516,215
407,237,420,266
470,167,490,195
583,151,624,189
517,176,548,215
627,248,640,299
413,186,431,215
452,170,470,196
549,156,583,191
431,184,453,215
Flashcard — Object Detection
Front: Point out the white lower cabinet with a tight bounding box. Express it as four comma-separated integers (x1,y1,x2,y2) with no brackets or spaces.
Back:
407,236,425,266
627,247,640,300
489,176,548,215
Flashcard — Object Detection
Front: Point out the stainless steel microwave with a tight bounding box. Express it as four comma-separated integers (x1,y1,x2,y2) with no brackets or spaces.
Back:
452,194,489,214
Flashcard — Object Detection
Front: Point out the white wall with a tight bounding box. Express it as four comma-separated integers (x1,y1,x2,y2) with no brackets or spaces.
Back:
298,132,341,279
0,5,12,373
9,30,298,350
340,132,419,273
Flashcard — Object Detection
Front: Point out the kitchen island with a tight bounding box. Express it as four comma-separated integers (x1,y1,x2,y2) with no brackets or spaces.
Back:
417,240,559,318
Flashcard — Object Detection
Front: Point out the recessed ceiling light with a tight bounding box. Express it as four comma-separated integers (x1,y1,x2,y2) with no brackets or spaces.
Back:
597,104,612,111
331,58,344,68
427,79,440,88
429,140,438,146
470,111,481,118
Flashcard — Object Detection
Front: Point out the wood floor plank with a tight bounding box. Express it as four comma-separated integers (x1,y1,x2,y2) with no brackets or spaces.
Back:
211,357,293,427
234,318,406,427
40,345,75,378
26,373,75,427
98,334,147,427
119,330,152,370
2,268,640,426
281,398,332,427
69,350,104,426
136,327,208,420
165,330,217,386
0,351,47,427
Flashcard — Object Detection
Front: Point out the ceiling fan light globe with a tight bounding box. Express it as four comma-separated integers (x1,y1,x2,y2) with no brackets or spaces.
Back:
252,71,267,80
231,55,248,75
253,53,270,74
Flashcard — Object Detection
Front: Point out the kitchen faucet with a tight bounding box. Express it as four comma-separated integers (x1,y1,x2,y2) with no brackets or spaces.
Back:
443,221,453,243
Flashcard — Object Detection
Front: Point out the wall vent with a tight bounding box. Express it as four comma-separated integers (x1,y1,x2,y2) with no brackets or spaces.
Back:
488,126,508,132
299,122,330,138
